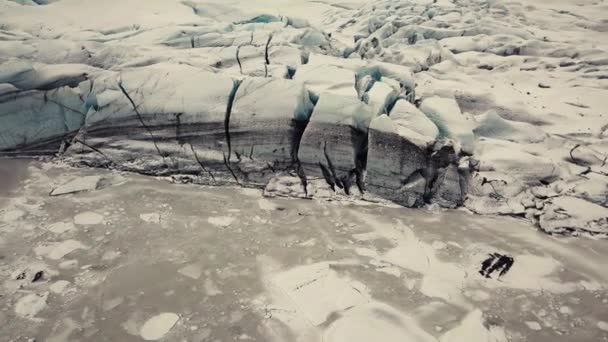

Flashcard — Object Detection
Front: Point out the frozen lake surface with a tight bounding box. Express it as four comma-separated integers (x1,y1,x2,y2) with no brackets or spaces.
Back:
1,160,607,342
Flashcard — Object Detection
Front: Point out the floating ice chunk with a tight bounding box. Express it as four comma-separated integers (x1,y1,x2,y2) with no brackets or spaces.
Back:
47,222,76,234
102,250,121,261
50,280,70,294
525,321,542,331
178,264,202,280
140,213,161,224
50,175,104,196
207,216,235,228
59,259,78,270
204,278,222,296
271,262,370,326
140,313,179,341
103,297,124,311
15,292,48,320
74,211,104,225
46,240,88,260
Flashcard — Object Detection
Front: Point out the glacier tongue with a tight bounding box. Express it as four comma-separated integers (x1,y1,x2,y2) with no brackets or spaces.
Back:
0,0,607,235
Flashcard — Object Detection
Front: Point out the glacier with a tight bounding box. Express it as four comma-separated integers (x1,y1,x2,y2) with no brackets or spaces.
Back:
0,0,607,236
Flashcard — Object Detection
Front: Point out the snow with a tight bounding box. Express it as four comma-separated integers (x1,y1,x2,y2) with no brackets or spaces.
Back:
0,0,606,235
178,264,202,280
47,221,76,234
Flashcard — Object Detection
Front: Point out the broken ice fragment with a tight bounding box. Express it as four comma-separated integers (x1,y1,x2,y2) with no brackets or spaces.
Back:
207,216,235,228
49,175,104,196
47,221,76,234
74,212,104,225
15,292,48,320
50,280,70,294
43,240,88,260
140,313,180,341
204,278,222,296
178,264,202,280
525,321,542,331
140,213,161,224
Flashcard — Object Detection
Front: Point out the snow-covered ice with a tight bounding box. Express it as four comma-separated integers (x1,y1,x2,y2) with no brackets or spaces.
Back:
0,0,606,235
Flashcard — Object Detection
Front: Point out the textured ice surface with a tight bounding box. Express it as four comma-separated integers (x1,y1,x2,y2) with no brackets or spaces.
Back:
0,0,607,235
